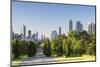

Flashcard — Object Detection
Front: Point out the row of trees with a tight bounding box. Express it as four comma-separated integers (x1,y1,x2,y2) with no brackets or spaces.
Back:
12,30,96,59
42,31,96,57
12,40,36,59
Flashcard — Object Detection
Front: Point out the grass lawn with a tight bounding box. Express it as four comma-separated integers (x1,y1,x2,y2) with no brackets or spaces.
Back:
12,55,28,66
54,55,95,63
12,55,95,66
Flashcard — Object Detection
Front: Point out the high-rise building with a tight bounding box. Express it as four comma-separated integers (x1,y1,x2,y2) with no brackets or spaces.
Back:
23,25,26,39
76,21,83,32
69,19,73,32
88,24,91,34
36,32,38,40
80,23,83,31
11,31,15,39
32,32,38,41
59,27,61,35
51,30,58,39
88,22,95,35
28,30,31,39
92,23,96,33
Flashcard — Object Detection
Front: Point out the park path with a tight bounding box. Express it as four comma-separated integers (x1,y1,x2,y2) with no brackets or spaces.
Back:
20,47,55,66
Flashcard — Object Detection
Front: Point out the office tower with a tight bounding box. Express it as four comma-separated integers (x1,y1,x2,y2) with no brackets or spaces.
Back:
51,30,58,39
31,32,38,41
80,23,83,31
36,32,38,40
12,31,15,39
28,30,31,39
88,24,91,35
88,22,95,35
23,25,26,39
41,35,43,40
92,23,96,33
76,21,83,32
69,19,73,32
59,27,61,35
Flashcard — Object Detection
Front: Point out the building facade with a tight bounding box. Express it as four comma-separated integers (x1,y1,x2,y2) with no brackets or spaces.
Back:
59,27,61,35
69,19,73,32
76,21,83,32
23,25,26,39
88,22,95,35
51,30,58,39
28,30,31,39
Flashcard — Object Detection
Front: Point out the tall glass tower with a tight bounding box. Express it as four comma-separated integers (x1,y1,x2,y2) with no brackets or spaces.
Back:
23,25,26,39
59,27,61,35
69,19,73,32
76,21,83,32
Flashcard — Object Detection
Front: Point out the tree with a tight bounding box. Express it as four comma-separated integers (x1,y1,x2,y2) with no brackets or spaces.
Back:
86,43,96,55
73,40,86,56
51,39,58,55
64,39,73,57
27,41,36,57
19,40,28,55
56,39,63,56
43,39,51,57
12,39,20,59
67,31,81,41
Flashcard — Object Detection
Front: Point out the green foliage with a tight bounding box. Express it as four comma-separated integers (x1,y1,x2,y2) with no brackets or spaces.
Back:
64,38,73,57
27,41,36,57
73,40,86,56
56,39,63,56
12,30,96,59
19,40,28,55
57,44,63,56
49,30,96,57
12,39,29,59
86,43,96,55
51,39,59,54
43,39,51,57
12,39,20,59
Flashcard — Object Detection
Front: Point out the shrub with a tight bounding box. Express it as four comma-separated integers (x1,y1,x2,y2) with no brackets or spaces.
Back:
12,39,20,59
86,43,96,55
43,39,51,57
27,41,36,57
56,41,63,56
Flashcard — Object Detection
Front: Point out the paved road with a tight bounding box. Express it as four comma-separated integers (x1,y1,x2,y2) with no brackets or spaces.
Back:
20,47,55,66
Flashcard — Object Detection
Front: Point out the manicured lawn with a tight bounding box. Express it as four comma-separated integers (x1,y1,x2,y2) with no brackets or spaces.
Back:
54,55,95,63
12,55,28,66
12,55,95,66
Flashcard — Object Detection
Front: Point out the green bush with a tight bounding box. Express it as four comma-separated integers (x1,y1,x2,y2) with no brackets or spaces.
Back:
19,40,28,55
73,40,86,56
86,43,96,55
27,41,36,57
64,39,73,57
43,39,51,57
12,39,20,59
56,40,63,56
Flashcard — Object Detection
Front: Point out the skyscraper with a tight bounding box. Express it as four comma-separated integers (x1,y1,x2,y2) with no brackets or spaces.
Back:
69,19,73,32
76,21,83,32
80,23,83,32
11,31,15,39
23,25,26,39
32,32,38,41
59,27,61,35
92,23,96,33
88,22,95,35
36,32,38,40
51,30,58,39
28,30,31,39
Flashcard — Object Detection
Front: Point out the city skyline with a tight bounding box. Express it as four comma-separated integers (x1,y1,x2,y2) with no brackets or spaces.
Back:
12,1,96,38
